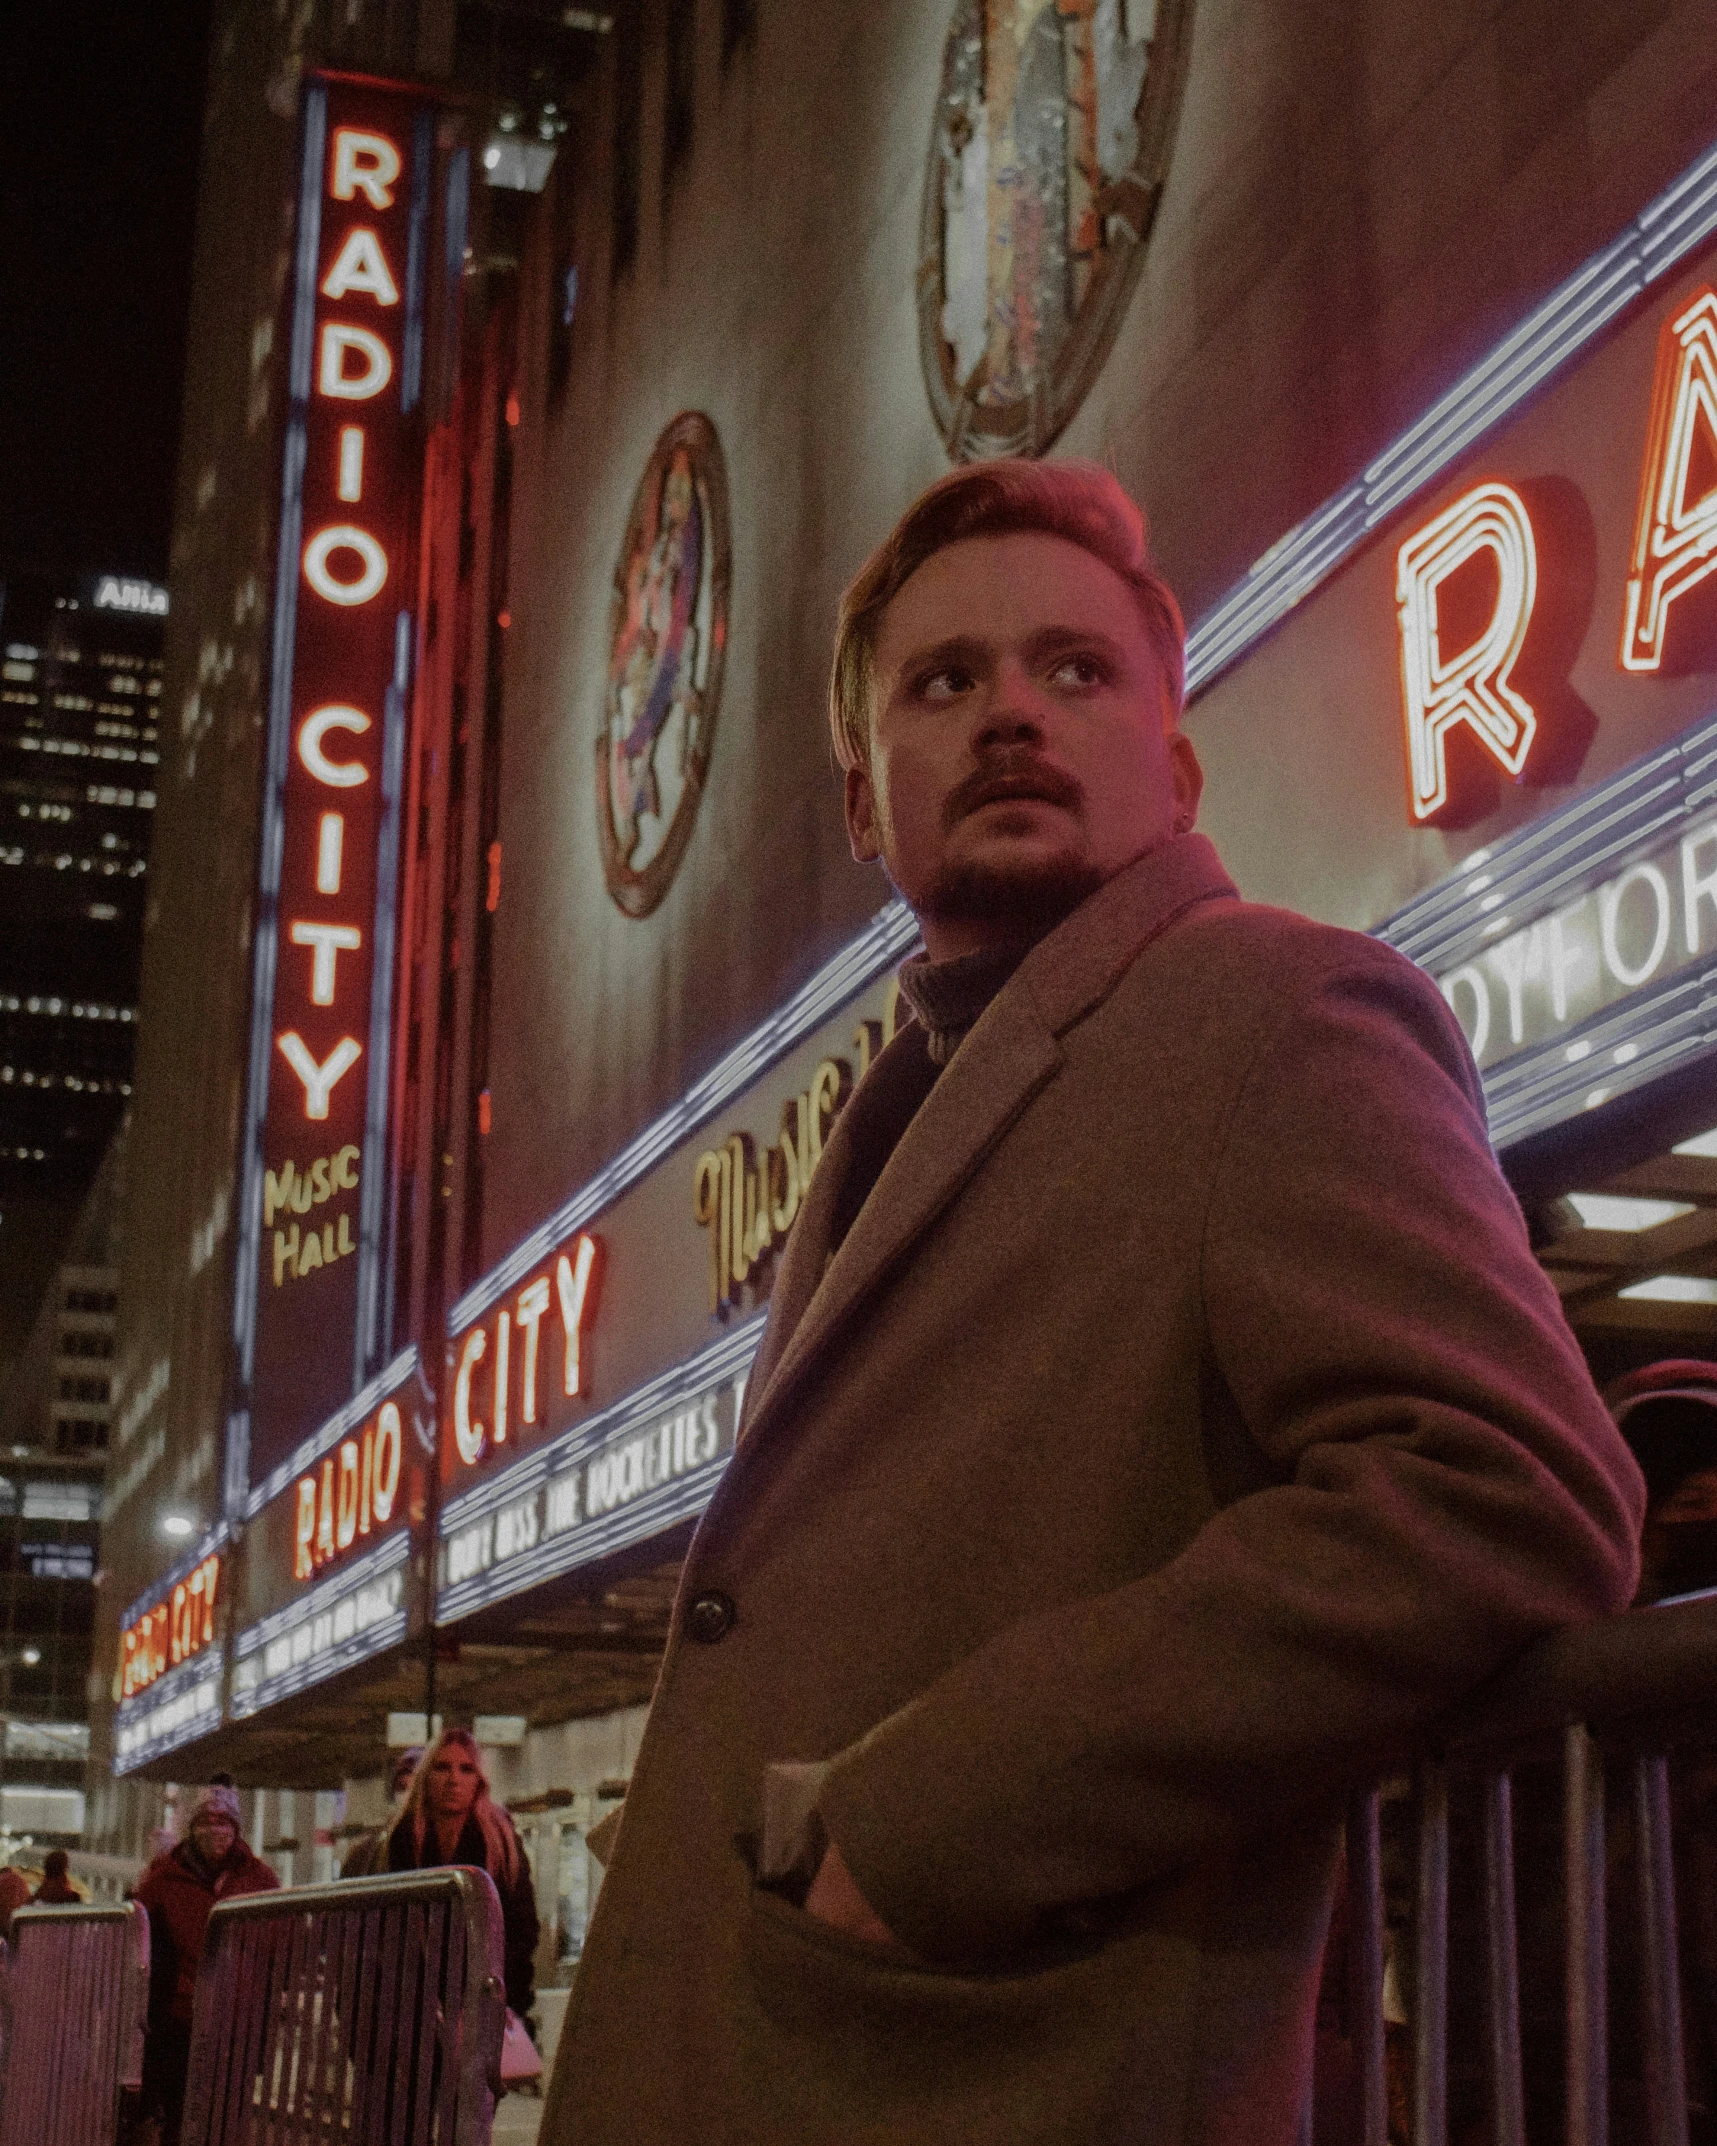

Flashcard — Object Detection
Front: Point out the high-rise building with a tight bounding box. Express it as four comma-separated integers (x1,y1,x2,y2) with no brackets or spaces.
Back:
0,1126,125,1859
0,567,159,1197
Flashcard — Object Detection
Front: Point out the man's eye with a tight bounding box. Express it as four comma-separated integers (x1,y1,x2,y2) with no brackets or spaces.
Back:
916,667,972,699
1049,652,1106,687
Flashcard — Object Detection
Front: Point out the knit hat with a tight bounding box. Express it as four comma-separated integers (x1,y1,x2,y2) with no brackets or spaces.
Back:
189,1783,242,1829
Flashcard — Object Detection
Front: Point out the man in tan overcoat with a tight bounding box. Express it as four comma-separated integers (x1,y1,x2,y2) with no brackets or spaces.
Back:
543,462,1645,2144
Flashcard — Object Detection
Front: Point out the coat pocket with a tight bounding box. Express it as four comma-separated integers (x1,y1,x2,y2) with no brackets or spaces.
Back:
741,1884,1197,2144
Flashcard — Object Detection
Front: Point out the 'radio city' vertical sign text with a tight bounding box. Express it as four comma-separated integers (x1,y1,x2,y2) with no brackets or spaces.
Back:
234,75,433,1493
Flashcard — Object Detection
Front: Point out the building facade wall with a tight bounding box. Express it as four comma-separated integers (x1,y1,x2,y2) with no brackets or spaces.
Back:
480,0,1717,1267
90,0,1717,1825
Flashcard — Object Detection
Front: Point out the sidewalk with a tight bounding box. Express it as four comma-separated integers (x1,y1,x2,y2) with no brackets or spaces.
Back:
494,2089,544,2143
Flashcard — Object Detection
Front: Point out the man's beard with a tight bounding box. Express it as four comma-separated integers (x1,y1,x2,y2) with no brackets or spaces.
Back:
909,753,1111,938
912,847,1110,936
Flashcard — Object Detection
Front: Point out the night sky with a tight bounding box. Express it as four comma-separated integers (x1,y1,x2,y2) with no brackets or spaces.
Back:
0,0,215,581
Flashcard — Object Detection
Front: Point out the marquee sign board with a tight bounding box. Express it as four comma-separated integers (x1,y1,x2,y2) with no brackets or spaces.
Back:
235,1345,427,1624
437,966,904,1622
114,1652,225,1771
231,1531,412,1720
438,1339,756,1624
229,74,435,1504
1185,236,1717,972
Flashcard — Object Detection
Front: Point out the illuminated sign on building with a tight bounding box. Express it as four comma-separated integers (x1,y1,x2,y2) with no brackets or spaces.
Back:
231,1532,411,1720
690,991,902,1315
447,1231,603,1476
229,75,435,1502
438,1321,761,1624
1379,700,1717,1147
114,1655,224,1770
694,1062,848,1313
112,1545,226,1776
228,1348,424,1708
293,1397,401,1576
229,1347,423,1718
1623,291,1717,674
118,1553,220,1701
1398,483,1539,824
90,575,169,617
1438,814,1717,1074
1397,286,1717,828
292,1372,407,1579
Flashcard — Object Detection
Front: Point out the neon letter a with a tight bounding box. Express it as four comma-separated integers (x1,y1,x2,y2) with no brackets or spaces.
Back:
1622,291,1717,672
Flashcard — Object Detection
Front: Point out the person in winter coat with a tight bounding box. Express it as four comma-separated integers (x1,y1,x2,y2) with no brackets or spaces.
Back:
0,1866,31,1939
135,1783,278,2144
543,459,1645,2146
340,1743,423,1877
32,1848,78,1903
386,1725,539,2021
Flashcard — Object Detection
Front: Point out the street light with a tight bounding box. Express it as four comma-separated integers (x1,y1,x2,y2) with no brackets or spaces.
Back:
160,1511,195,1540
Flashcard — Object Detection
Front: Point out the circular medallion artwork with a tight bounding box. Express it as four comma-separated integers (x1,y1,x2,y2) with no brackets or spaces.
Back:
919,0,1194,461
597,412,731,918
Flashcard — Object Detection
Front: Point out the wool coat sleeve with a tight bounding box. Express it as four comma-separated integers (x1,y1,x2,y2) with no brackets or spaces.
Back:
813,944,1646,1964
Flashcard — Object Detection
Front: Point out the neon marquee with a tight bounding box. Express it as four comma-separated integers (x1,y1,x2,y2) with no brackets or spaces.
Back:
1622,291,1717,674
448,1231,603,1475
1399,284,1717,827
293,1390,404,1579
119,1554,220,1701
1397,483,1538,824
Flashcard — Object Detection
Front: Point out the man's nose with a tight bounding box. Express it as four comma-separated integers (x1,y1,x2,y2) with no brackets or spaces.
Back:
974,663,1047,751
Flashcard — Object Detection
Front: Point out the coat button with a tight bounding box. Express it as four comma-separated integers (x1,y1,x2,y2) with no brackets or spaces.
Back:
686,1590,736,1644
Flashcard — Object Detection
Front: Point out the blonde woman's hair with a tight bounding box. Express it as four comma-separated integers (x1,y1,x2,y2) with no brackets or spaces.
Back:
828,459,1186,773
399,1725,520,1886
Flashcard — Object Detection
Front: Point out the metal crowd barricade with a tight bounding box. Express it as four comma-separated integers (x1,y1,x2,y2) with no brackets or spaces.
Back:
1338,1591,1717,2146
0,1900,150,2146
181,1864,507,2146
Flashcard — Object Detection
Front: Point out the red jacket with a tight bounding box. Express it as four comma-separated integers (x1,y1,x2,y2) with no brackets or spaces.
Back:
135,1839,278,2024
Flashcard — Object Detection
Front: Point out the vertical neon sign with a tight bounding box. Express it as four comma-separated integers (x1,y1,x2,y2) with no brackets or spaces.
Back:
230,77,435,1508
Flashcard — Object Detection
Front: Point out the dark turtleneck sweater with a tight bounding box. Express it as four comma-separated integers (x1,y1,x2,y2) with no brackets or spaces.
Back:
818,935,1045,1261
893,938,1040,1067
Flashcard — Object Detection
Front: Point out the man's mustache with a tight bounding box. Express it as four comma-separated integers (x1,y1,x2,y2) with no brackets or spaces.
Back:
943,755,1085,832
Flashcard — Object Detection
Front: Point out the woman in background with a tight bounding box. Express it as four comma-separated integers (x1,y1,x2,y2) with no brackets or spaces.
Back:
386,1724,539,2024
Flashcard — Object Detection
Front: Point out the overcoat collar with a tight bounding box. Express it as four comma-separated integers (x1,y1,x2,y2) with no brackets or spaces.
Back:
736,835,1236,1453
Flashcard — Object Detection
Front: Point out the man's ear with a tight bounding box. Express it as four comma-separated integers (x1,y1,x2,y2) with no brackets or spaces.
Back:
845,762,882,864
1169,732,1204,828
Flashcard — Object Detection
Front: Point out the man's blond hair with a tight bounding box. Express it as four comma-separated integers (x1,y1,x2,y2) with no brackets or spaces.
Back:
828,460,1186,772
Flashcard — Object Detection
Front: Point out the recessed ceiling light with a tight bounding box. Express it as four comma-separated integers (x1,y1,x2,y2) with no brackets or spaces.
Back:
1566,1193,1696,1232
1619,1275,1717,1304
160,1512,195,1540
1674,1127,1717,1158
19,1648,39,1667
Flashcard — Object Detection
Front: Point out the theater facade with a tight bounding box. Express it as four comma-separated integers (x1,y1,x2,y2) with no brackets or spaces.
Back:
90,0,1717,1898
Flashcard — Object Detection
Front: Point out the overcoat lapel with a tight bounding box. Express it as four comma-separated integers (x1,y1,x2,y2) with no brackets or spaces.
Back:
738,1027,935,1421
738,996,1062,1455
736,835,1238,1456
